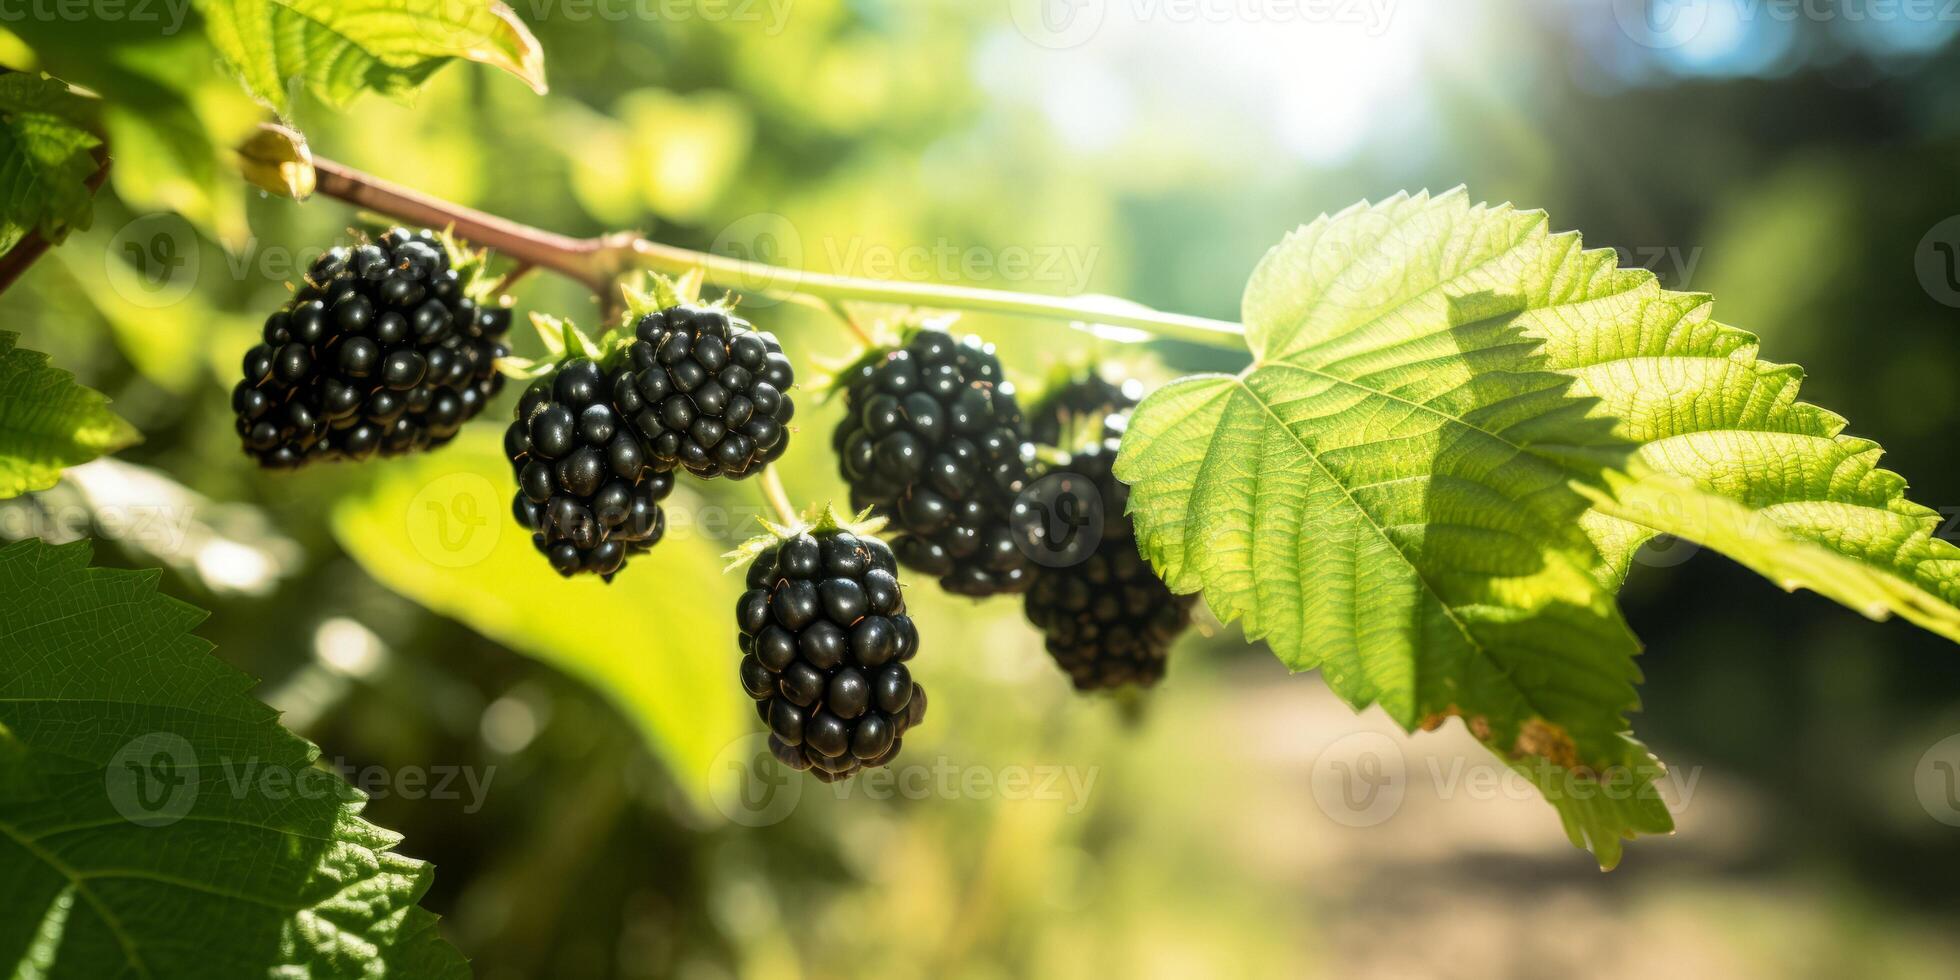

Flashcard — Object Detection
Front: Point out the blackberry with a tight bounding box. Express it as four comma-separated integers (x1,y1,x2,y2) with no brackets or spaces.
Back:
832,328,1034,597
504,357,673,579
233,227,511,468
736,526,925,781
1022,384,1194,691
1028,373,1141,447
621,304,793,479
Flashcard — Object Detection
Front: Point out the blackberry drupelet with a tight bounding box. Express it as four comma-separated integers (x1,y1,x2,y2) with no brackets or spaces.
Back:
736,527,925,781
832,328,1034,597
233,227,511,468
621,304,794,479
504,357,674,579
1025,533,1192,691
1028,373,1141,447
1022,383,1195,691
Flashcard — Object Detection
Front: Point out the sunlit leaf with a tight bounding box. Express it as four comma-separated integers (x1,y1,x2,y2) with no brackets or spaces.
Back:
1117,189,1960,866
198,0,548,116
0,72,99,255
330,427,749,815
6,25,261,244
0,539,467,978
0,331,138,499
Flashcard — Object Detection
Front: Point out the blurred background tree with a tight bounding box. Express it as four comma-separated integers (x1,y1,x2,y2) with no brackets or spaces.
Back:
5,0,1960,975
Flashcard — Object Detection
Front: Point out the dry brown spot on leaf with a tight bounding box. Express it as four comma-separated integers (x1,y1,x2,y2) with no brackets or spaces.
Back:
1512,718,1585,773
1417,705,1493,741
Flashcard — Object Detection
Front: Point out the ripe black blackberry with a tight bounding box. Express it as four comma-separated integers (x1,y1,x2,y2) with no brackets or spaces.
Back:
736,526,925,781
621,304,794,479
832,328,1034,597
1028,373,1141,447
233,227,511,468
504,357,673,579
1021,383,1194,691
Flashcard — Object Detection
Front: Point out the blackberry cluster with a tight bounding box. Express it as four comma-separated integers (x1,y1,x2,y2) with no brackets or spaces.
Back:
233,227,510,468
504,358,674,579
833,329,1034,597
623,305,794,479
737,528,925,781
1022,383,1194,691
1028,374,1140,447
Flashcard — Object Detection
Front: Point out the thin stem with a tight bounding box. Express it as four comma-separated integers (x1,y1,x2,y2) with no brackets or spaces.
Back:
489,260,536,297
826,299,875,347
624,236,1246,348
757,466,798,524
310,157,623,296
302,152,1248,350
0,149,110,296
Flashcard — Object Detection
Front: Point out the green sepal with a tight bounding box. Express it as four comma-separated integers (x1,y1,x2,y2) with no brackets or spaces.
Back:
721,503,887,572
528,311,604,362
600,269,733,352
493,354,553,381
433,226,505,307
619,268,707,321
813,311,958,402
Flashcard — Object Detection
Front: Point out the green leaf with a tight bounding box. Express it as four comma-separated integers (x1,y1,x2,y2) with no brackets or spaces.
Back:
0,332,139,499
1115,189,1960,867
329,427,749,815
197,0,548,115
0,73,100,256
0,538,468,979
1550,312,1960,644
6,26,263,244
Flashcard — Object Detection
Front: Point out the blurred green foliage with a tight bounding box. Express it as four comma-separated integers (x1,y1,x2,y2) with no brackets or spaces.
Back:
5,0,1960,976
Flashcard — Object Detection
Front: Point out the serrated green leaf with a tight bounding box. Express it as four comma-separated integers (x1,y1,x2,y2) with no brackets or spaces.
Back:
1543,297,1960,643
1117,189,1960,867
0,332,139,499
197,0,547,115
7,26,262,244
0,538,468,979
329,427,748,816
0,73,100,256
